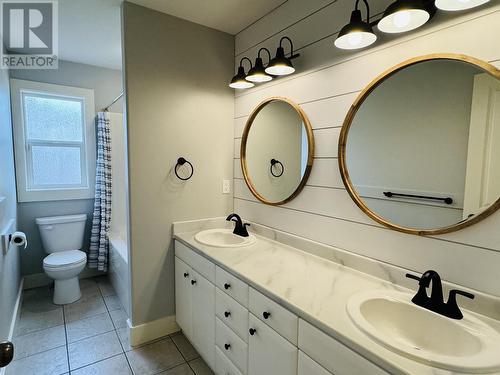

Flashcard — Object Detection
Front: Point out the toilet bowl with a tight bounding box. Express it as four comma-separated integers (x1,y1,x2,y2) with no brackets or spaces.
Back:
43,250,87,305
36,214,88,305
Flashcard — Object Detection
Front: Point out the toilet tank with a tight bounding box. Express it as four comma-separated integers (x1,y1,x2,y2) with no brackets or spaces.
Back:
36,214,87,253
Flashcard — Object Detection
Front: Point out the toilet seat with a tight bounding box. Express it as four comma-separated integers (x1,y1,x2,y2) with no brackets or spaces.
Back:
43,250,87,269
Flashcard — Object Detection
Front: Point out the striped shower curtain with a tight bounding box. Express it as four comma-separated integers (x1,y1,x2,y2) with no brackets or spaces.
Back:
89,111,112,271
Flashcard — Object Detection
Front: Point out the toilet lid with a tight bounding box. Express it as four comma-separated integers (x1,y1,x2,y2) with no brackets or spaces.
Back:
44,250,87,268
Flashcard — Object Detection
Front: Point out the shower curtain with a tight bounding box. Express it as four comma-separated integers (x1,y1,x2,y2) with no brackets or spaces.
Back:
89,111,112,271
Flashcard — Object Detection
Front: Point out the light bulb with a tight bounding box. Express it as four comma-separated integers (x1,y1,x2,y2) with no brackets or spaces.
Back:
393,11,411,28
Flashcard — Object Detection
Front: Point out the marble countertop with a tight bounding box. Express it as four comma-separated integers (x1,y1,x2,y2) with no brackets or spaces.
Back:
173,222,500,375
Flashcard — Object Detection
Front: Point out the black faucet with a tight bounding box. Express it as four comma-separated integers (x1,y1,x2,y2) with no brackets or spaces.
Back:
406,270,474,320
226,213,250,237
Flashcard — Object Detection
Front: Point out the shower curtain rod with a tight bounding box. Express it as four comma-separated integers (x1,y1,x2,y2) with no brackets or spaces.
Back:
103,92,124,112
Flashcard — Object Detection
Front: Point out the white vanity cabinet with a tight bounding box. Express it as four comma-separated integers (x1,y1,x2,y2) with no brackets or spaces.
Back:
175,240,389,375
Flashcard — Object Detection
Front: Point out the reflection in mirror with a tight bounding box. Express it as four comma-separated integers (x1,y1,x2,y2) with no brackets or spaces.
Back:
242,98,314,205
343,57,500,233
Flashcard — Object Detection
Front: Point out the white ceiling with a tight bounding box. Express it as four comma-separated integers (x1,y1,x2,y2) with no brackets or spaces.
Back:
58,0,285,70
127,0,286,35
58,0,123,70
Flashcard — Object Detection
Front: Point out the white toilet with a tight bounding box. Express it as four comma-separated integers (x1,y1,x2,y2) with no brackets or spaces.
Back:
36,214,88,305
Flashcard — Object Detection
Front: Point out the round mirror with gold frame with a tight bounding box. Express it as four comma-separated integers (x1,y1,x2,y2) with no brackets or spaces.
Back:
339,54,500,235
241,97,314,205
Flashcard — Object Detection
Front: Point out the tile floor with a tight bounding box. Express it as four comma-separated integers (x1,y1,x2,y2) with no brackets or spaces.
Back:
7,276,213,375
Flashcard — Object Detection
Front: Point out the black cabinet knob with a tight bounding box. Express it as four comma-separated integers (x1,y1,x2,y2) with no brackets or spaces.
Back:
224,311,231,318
263,311,271,319
191,280,197,285
224,283,231,290
0,341,14,368
249,328,256,336
183,272,189,278
224,343,231,350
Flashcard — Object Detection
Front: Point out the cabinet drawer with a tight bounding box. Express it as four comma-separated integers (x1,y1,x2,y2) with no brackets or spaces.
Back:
216,266,249,307
216,346,244,375
216,318,248,374
298,319,389,375
249,288,298,345
298,351,332,375
175,240,215,283
216,288,249,342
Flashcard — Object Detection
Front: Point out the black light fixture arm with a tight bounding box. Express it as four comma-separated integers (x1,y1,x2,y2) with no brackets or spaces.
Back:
279,36,300,60
355,0,371,22
258,47,272,65
239,57,253,70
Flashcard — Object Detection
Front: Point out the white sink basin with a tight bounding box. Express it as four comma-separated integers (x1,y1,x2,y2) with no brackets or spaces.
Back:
194,229,256,248
347,290,500,373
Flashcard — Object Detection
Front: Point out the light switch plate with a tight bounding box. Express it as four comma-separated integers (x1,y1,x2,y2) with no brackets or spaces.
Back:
222,179,231,194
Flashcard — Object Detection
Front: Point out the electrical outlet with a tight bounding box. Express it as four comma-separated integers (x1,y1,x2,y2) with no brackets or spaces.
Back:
222,179,231,194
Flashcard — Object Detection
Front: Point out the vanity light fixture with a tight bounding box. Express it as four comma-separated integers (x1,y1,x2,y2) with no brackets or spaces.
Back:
246,48,273,83
377,0,434,33
229,57,255,89
435,0,490,11
335,0,377,50
265,37,300,76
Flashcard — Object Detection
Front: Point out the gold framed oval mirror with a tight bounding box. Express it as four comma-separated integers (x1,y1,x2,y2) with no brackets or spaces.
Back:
339,54,500,235
241,97,314,205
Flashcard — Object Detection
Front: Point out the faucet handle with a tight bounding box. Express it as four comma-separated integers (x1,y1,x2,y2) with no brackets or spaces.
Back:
445,289,475,320
405,273,421,283
449,289,475,301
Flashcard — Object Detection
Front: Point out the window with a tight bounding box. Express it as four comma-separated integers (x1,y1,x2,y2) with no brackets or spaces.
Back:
10,79,95,202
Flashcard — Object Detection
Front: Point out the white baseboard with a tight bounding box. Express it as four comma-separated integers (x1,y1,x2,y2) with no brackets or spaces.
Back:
128,315,179,347
0,278,23,375
23,268,105,290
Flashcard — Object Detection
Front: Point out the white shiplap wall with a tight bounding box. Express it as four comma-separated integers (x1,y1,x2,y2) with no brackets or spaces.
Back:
233,0,500,297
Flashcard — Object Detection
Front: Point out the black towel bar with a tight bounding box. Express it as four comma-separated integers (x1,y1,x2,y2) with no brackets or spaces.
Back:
383,191,453,205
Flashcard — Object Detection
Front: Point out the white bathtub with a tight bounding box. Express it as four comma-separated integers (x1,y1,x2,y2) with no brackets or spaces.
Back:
109,232,130,317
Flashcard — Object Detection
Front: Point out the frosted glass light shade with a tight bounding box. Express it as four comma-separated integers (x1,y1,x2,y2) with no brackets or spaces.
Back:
335,31,377,50
378,8,430,33
435,0,490,11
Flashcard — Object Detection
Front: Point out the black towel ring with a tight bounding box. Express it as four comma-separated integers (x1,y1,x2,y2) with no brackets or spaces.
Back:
270,159,284,177
175,157,194,181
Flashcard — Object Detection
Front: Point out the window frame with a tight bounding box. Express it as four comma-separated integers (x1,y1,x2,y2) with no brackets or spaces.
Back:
10,79,96,202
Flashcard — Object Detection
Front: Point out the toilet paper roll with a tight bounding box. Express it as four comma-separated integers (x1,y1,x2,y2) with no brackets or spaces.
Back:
10,231,27,249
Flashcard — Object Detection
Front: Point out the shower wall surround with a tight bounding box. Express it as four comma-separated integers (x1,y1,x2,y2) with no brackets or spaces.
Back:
233,1,500,296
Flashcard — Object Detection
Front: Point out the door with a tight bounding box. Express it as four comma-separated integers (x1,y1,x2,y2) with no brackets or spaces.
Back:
463,73,500,218
191,270,215,369
248,313,298,375
175,257,193,339
0,63,18,371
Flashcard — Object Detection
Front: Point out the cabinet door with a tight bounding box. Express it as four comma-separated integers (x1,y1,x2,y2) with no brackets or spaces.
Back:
248,313,297,375
191,270,216,370
298,351,332,375
175,257,192,339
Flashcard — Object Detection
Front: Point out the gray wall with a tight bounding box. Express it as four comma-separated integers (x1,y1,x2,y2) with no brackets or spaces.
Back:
0,67,20,339
123,3,234,325
10,60,123,277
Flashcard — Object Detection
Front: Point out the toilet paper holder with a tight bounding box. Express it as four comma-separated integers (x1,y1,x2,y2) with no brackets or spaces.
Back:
0,220,27,254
